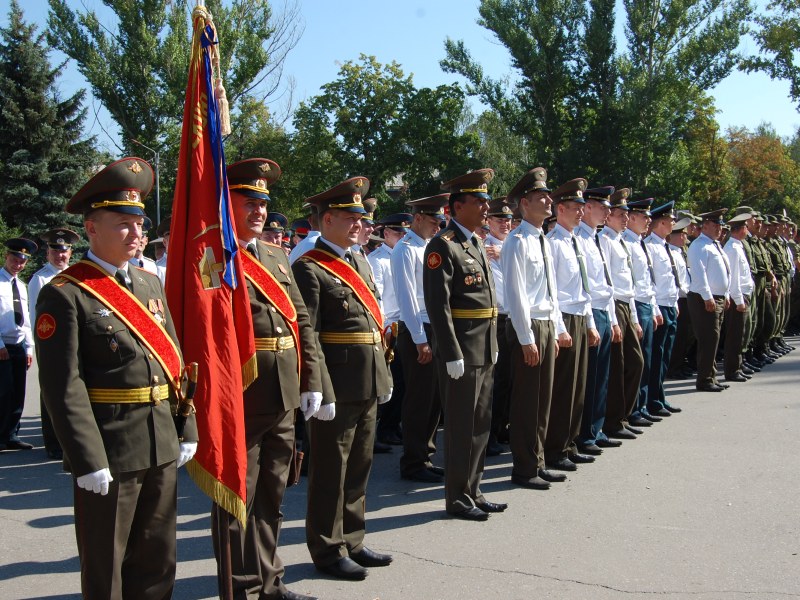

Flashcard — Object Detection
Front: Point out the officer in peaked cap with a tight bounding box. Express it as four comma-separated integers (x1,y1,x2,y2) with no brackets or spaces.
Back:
0,237,38,454
424,169,508,521
217,157,321,600
262,211,288,245
686,208,731,392
354,197,378,259
29,227,81,459
507,166,551,204
35,157,197,599
484,195,516,456
601,187,646,442
393,194,449,485
155,216,171,269
292,176,393,581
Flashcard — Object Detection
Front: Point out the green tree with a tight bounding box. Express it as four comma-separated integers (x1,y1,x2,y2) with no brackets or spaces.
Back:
0,0,98,235
467,110,533,195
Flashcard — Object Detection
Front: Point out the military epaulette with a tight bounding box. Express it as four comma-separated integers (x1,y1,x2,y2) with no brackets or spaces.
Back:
439,229,456,242
51,275,68,287
260,241,282,249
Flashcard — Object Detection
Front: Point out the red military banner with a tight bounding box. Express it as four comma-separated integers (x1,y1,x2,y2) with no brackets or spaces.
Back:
166,5,255,526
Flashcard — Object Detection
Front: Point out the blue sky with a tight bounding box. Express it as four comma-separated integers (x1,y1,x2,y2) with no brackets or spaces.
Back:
8,0,800,152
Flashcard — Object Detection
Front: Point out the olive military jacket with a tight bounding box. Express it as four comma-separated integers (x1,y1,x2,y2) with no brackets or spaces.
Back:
291,238,391,404
423,220,498,366
35,261,197,476
244,240,321,415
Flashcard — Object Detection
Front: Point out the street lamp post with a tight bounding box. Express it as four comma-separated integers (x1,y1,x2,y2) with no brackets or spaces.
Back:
130,138,161,225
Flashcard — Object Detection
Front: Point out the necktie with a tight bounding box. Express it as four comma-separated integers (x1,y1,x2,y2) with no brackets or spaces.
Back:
11,278,23,326
619,237,634,273
571,235,590,293
138,259,144,268
539,233,553,300
115,269,131,292
246,243,258,259
665,242,680,285
640,239,656,284
344,251,352,264
594,232,612,286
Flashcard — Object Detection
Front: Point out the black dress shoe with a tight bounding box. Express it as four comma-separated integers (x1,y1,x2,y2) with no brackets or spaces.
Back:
350,546,392,567
718,383,730,389
577,443,603,456
624,425,643,435
596,438,622,448
537,469,567,482
475,500,508,513
726,373,749,382
641,412,662,423
696,383,724,392
427,464,445,476
281,590,318,600
651,408,671,417
628,417,653,427
317,557,368,580
486,439,505,457
741,366,755,375
5,440,33,450
546,457,577,471
607,428,637,440
511,474,551,489
373,441,393,454
446,506,489,521
401,467,443,483
569,452,595,463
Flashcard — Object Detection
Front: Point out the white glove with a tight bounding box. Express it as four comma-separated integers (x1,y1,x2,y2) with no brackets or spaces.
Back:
378,387,393,404
446,359,465,380
314,403,336,421
76,468,113,496
492,351,498,365
177,442,197,468
301,391,323,420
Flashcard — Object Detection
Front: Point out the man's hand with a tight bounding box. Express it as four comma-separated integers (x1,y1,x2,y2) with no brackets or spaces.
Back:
635,323,643,339
301,392,323,420
736,303,747,313
416,343,432,365
588,328,600,348
446,359,465,379
724,298,731,311
378,388,393,404
654,314,664,329
557,332,572,348
26,355,32,369
77,468,113,496
314,403,336,421
611,325,622,344
177,442,197,468
704,298,716,312
485,245,500,261
0,347,8,361
521,343,540,367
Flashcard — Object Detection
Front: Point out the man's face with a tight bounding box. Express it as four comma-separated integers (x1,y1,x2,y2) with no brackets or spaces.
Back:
357,220,374,246
487,215,511,239
606,208,629,233
652,215,674,238
261,230,282,245
414,213,441,241
668,231,687,247
583,199,610,228
322,209,362,248
521,191,552,225
453,194,489,230
701,221,722,239
85,210,144,267
556,200,583,229
382,227,405,248
627,212,650,235
231,191,266,239
47,246,71,270
4,252,27,276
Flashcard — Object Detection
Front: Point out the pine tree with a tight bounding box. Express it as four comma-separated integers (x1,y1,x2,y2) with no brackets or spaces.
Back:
0,0,97,234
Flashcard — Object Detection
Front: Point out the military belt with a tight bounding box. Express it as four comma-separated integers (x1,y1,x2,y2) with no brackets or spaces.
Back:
451,307,498,319
254,336,295,351
319,331,382,344
88,384,169,404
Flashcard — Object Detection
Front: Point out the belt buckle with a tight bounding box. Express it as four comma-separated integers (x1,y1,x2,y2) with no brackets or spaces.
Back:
372,330,381,344
277,336,290,351
151,376,161,405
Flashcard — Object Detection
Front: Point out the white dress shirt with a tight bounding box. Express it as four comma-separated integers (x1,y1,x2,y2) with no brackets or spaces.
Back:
130,255,166,286
27,262,62,320
724,237,754,306
546,223,595,328
0,267,33,354
600,226,639,324
288,231,321,265
669,244,690,298
644,232,680,308
484,233,506,314
575,221,617,323
502,220,565,346
391,229,430,345
687,233,731,300
367,243,399,324
622,228,661,317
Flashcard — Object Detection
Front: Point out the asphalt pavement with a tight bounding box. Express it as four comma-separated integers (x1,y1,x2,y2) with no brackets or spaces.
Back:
2,340,799,600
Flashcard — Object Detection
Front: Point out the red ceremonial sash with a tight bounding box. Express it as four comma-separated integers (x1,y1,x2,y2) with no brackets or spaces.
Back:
240,249,301,374
58,260,183,389
302,249,384,329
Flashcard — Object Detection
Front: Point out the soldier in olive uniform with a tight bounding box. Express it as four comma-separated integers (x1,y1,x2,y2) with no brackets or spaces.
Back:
292,177,393,581
35,158,198,600
423,169,507,522
210,159,321,600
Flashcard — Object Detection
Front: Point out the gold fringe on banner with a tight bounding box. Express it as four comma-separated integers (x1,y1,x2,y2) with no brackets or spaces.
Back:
187,460,247,526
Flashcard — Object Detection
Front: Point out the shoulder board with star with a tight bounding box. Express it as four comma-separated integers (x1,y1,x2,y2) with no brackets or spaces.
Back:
439,229,456,242
50,275,68,287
